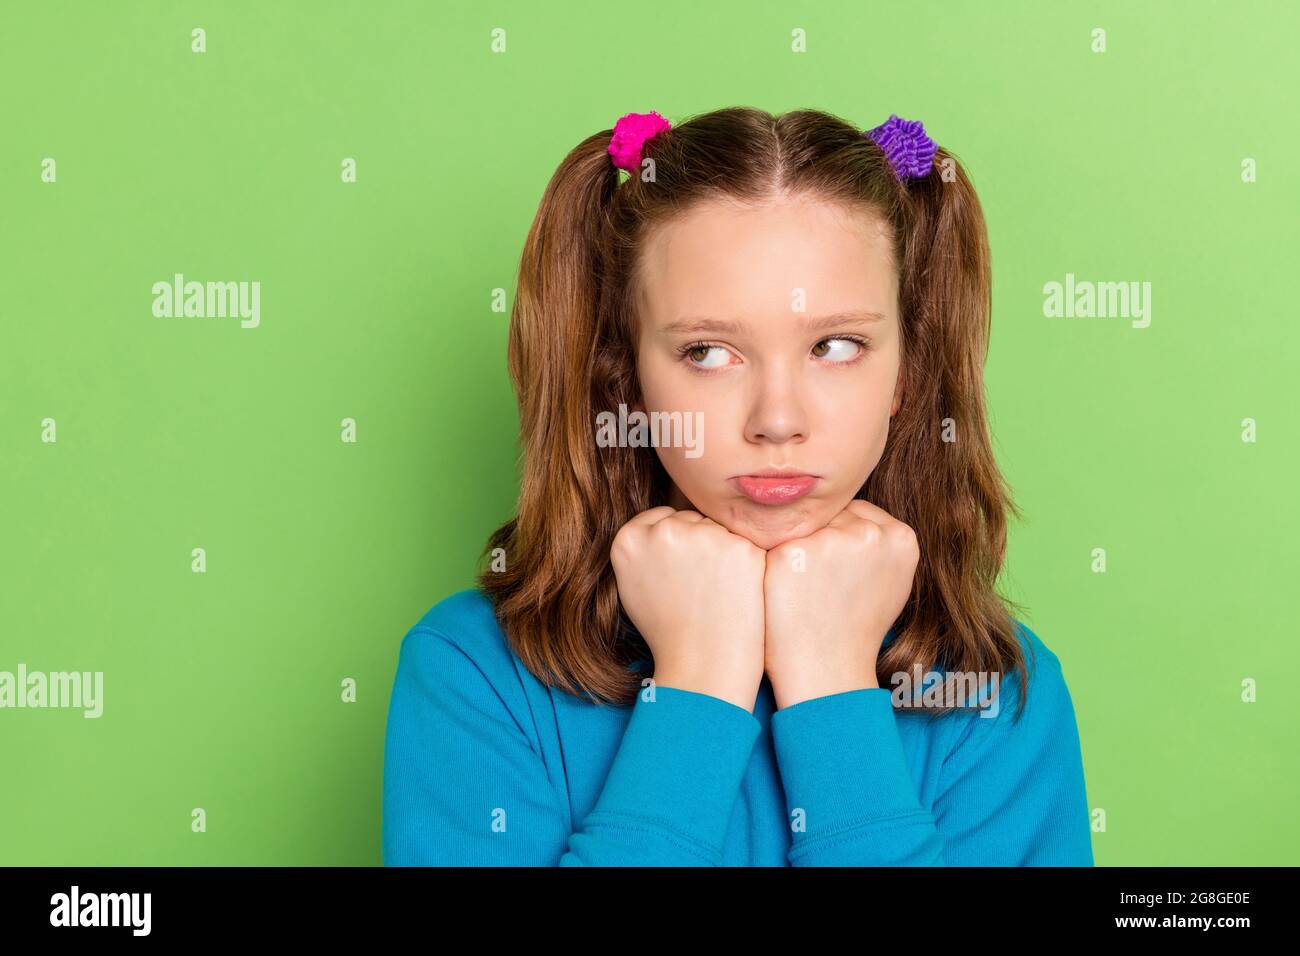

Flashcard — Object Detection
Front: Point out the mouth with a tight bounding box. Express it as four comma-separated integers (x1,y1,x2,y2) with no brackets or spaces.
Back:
731,471,820,505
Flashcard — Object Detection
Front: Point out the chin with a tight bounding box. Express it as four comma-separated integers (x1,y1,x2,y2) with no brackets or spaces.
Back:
707,500,829,551
734,527,801,551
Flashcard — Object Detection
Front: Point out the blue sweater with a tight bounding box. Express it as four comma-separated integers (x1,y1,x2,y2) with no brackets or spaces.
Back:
382,588,1094,866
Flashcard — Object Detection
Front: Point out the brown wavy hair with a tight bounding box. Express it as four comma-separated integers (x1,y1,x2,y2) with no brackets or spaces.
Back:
477,106,1034,721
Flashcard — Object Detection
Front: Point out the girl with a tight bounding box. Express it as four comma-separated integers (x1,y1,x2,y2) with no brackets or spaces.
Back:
383,106,1094,866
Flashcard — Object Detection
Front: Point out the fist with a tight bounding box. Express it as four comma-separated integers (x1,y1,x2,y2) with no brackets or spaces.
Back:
763,498,920,709
610,506,768,710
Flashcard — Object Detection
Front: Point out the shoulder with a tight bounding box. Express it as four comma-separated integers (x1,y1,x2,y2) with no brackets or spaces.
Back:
384,590,547,812
1005,618,1077,711
1010,618,1067,688
410,586,501,642
941,618,1079,755
387,588,542,744
397,587,518,682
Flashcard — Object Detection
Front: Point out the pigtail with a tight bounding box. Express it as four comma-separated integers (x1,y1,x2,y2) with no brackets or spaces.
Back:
872,147,1033,721
479,131,649,704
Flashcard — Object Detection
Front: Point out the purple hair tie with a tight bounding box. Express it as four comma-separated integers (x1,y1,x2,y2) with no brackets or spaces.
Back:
865,114,936,180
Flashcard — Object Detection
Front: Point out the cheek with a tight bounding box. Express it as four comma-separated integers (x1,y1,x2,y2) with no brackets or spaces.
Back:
633,358,719,489
650,391,726,488
635,352,681,411
817,372,895,468
827,394,887,438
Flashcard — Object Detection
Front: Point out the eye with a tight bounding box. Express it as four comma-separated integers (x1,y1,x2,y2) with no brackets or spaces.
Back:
811,335,870,362
678,342,735,370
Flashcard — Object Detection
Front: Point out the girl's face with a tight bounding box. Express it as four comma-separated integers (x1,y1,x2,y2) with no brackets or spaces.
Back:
633,193,903,551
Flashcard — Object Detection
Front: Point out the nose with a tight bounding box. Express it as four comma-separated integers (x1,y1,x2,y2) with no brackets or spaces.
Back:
743,364,808,444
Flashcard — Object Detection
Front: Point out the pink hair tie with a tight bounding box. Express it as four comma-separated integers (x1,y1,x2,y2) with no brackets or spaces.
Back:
608,110,672,172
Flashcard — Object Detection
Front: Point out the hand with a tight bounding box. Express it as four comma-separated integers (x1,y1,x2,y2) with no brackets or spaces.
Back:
762,498,920,710
610,506,768,711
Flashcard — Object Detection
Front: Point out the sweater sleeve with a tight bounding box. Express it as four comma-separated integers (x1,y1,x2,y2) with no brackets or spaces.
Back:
768,652,1094,866
383,626,761,866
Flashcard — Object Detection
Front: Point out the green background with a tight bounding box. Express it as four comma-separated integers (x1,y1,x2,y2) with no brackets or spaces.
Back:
2,0,1296,866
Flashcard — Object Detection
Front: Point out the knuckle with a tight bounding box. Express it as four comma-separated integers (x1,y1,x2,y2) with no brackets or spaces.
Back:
891,521,919,551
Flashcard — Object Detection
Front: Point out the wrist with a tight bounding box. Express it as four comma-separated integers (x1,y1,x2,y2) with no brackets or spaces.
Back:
769,664,879,710
651,666,762,713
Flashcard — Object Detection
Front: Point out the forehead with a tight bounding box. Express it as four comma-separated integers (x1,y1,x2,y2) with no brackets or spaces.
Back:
635,193,897,325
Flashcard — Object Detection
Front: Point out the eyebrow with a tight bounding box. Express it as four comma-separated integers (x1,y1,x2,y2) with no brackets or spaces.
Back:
661,310,888,336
